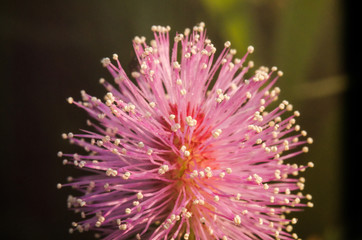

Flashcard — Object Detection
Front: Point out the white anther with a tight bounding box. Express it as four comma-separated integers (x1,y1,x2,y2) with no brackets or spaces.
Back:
121,148,127,154
106,168,118,177
247,45,254,53
131,71,140,78
116,219,121,225
185,116,197,127
114,139,121,146
112,148,120,155
101,57,110,67
147,148,153,155
138,142,144,148
212,129,222,138
191,170,198,177
180,89,187,95
271,146,278,152
95,221,102,227
141,62,148,70
171,123,181,132
162,164,169,172
173,61,180,69
224,41,231,48
137,192,143,200
246,91,252,99
234,215,241,225
306,194,313,200
122,172,131,180
125,208,131,214
253,173,263,185
99,78,105,84
149,102,156,108
302,146,309,153
61,133,68,139
98,216,105,223
180,145,186,152
158,164,169,175
119,224,127,230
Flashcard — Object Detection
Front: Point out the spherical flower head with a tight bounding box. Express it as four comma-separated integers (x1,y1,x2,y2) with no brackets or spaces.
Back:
58,22,314,239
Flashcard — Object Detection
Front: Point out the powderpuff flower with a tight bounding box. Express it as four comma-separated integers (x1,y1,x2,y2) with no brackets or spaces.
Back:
58,22,314,240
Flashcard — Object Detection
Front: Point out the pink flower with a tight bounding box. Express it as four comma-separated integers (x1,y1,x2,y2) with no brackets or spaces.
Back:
58,23,314,240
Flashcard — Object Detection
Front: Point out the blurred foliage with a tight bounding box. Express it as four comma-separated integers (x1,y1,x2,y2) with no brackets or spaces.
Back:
202,0,344,100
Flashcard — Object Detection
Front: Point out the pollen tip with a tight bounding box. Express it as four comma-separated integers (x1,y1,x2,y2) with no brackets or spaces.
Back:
247,45,254,53
101,57,110,67
67,97,74,104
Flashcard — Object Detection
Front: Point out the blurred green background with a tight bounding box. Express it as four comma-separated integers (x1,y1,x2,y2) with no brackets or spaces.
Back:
1,0,350,239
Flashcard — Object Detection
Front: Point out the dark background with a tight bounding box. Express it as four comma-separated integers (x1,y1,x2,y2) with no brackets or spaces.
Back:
0,0,358,239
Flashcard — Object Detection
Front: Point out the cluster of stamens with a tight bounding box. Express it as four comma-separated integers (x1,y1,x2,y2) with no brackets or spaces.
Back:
58,22,313,240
